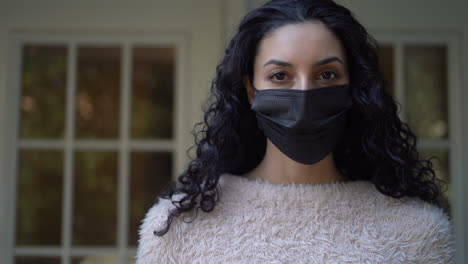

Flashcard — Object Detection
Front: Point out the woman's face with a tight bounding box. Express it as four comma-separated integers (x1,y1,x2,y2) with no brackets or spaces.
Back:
246,21,349,103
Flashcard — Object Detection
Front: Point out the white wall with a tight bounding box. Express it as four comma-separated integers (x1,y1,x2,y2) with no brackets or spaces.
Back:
0,0,9,260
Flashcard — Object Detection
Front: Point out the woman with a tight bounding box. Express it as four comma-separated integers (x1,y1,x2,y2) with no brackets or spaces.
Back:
136,0,455,263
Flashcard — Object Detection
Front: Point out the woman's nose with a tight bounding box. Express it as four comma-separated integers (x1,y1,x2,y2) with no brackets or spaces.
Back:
295,77,314,90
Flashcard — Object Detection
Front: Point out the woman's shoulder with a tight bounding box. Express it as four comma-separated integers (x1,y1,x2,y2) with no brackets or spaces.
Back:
377,193,454,231
373,195,456,263
337,181,456,262
135,194,189,264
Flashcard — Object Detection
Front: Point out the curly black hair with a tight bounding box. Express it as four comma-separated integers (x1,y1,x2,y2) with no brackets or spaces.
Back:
152,0,449,237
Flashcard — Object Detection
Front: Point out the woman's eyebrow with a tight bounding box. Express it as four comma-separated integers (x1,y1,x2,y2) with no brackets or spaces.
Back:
262,56,344,68
314,56,343,66
263,59,292,68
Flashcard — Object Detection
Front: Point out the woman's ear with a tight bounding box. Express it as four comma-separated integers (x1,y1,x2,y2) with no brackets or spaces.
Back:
243,75,255,105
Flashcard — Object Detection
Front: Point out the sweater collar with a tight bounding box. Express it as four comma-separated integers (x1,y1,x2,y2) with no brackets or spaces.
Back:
217,172,377,205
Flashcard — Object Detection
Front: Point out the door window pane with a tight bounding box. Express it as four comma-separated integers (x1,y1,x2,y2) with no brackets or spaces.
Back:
76,47,121,139
20,45,67,139
71,256,134,264
72,256,119,264
15,257,61,264
73,151,118,246
131,47,175,139
16,150,63,246
404,46,448,139
128,152,172,246
377,45,394,97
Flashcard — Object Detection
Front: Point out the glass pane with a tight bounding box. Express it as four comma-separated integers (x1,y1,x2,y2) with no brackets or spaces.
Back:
377,45,394,97
20,45,67,139
71,256,134,264
131,47,175,139
16,150,63,246
71,256,118,264
128,152,172,246
16,257,61,264
76,46,121,138
419,148,451,217
405,46,448,139
73,151,118,246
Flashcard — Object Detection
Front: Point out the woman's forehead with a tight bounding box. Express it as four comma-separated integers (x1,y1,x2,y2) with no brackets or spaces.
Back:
255,21,347,68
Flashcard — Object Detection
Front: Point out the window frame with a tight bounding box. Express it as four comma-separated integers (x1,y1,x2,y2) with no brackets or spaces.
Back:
3,32,190,264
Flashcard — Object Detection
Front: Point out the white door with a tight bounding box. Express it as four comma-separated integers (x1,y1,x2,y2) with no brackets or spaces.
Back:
0,1,245,264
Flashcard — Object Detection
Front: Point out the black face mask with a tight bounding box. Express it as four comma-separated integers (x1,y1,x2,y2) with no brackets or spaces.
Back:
250,84,353,164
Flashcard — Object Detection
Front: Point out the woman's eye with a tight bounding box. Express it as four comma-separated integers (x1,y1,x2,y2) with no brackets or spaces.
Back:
319,71,338,80
269,72,289,82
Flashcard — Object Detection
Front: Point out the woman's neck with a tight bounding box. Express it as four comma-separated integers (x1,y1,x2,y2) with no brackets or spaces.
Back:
243,139,347,185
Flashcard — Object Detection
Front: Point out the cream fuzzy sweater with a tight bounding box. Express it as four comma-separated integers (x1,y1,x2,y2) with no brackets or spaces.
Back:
136,173,455,264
